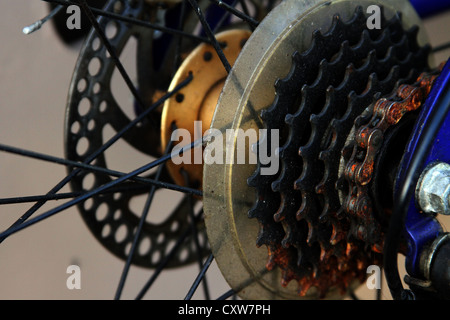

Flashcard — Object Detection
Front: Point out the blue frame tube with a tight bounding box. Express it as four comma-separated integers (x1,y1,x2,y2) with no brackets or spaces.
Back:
394,60,450,277
410,0,450,18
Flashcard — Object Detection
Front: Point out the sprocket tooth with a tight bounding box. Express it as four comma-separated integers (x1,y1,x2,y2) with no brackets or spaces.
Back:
247,165,273,188
248,192,277,220
297,277,314,297
404,25,421,51
277,206,307,249
256,220,285,248
319,246,331,263
329,218,347,245
265,244,285,271
318,208,332,223
295,238,318,267
305,217,318,245
261,95,290,123
345,241,359,257
273,191,297,221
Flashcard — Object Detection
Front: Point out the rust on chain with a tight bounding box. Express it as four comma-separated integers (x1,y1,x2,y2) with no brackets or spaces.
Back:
342,63,444,252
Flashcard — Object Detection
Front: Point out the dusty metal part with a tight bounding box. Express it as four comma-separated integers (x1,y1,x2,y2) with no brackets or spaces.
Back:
416,162,450,216
203,0,428,299
161,29,251,188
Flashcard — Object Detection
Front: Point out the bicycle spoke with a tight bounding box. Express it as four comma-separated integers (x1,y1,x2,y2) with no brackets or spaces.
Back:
77,0,151,115
216,289,235,300
23,2,64,34
0,158,160,239
0,132,206,240
0,73,193,241
0,143,202,197
187,0,232,73
183,171,210,300
212,0,238,34
184,253,214,300
432,41,450,53
209,0,259,29
0,184,151,206
114,140,174,300
135,208,204,299
42,0,212,44
172,0,188,77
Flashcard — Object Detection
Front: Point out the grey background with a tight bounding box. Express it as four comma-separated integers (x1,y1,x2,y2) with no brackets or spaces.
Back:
0,0,448,299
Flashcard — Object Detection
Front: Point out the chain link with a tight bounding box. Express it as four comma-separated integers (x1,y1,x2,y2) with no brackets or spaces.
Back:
342,63,444,252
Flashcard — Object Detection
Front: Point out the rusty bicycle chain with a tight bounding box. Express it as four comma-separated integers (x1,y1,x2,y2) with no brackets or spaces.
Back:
340,63,444,255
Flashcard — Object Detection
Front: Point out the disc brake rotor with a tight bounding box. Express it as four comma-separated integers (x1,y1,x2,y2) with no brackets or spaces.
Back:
65,0,209,268
203,0,430,299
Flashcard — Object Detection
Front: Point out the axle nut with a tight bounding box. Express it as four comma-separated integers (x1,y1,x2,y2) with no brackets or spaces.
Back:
416,162,450,215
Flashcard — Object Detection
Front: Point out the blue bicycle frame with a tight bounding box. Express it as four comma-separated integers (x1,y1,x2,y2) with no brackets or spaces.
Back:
411,0,450,18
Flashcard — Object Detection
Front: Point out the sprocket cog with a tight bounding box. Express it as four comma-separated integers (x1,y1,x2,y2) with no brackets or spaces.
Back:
203,0,434,300
247,5,431,297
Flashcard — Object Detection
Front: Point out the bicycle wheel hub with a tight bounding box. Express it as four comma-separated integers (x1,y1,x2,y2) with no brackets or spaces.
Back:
161,29,251,188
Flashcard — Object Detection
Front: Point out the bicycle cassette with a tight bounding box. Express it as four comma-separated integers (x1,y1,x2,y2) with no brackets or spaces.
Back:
203,0,436,299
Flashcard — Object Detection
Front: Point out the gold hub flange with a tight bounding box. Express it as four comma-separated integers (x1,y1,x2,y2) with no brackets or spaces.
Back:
161,29,251,188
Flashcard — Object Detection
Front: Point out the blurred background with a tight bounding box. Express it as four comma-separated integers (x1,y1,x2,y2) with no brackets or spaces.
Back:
0,0,448,300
